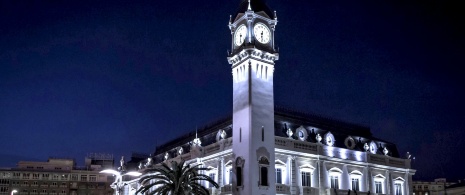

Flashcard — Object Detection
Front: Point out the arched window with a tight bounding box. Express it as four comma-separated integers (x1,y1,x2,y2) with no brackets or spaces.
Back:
259,156,269,186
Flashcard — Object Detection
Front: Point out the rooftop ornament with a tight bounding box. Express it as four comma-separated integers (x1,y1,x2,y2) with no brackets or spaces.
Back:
286,128,293,139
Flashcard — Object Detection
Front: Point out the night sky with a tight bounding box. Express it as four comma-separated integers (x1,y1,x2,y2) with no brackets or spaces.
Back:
1,0,464,181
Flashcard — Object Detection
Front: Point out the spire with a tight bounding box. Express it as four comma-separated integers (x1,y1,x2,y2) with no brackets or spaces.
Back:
247,0,252,11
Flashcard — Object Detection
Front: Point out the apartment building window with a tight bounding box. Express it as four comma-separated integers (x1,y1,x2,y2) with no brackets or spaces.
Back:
275,161,286,185
350,171,362,191
351,178,360,191
42,174,50,180
22,173,30,179
373,174,386,194
33,173,40,179
89,175,97,182
0,186,9,193
22,181,28,186
53,174,59,180
13,173,20,179
42,189,47,193
393,177,405,195
0,179,9,185
52,182,58,187
81,175,87,182
275,168,283,184
61,174,68,180
395,183,402,195
224,161,232,185
330,175,339,189
61,182,67,188
71,174,78,181
32,181,38,187
258,156,269,186
375,181,382,193
301,171,311,186
32,189,37,193
328,168,342,189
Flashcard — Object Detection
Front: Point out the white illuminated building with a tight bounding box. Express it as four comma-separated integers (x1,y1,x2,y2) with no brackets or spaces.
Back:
121,0,416,195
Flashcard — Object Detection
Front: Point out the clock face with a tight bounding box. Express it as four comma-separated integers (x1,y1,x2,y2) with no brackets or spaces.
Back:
253,23,271,44
234,25,247,46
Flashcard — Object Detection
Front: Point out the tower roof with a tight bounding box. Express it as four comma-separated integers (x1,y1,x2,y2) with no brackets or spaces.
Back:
234,0,274,19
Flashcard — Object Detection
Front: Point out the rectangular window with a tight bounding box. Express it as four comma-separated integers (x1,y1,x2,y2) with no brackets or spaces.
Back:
395,183,402,195
53,174,59,180
33,173,40,179
375,181,382,193
71,174,78,181
89,175,96,182
330,175,339,189
260,167,268,186
351,178,359,191
61,174,68,180
276,168,282,184
301,171,311,186
80,175,87,181
42,174,50,180
208,173,216,188
22,173,30,179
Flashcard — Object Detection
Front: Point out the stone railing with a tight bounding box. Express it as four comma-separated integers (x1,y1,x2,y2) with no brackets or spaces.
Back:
221,184,232,194
276,136,409,168
276,183,291,194
367,154,410,168
301,186,318,195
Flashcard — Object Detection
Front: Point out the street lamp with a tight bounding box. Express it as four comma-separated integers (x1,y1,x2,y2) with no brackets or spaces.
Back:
100,156,141,195
10,189,18,195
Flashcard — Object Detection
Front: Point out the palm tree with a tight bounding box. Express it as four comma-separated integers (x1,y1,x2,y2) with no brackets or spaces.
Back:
135,160,219,195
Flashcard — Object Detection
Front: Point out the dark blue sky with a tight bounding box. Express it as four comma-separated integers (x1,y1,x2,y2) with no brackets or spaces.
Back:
1,0,464,181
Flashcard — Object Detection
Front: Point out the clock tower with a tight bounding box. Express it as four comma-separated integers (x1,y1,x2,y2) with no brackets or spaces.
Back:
227,0,278,194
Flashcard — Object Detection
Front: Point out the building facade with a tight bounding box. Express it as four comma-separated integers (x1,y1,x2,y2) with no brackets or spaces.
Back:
120,0,416,195
412,178,455,195
0,156,114,195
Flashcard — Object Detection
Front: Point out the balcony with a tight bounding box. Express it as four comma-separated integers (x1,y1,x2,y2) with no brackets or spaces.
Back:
301,186,319,195
276,183,291,194
220,184,232,194
325,188,372,195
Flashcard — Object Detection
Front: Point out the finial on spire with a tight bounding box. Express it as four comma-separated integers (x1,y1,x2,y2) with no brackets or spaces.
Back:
229,15,232,24
274,10,277,19
247,0,252,11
